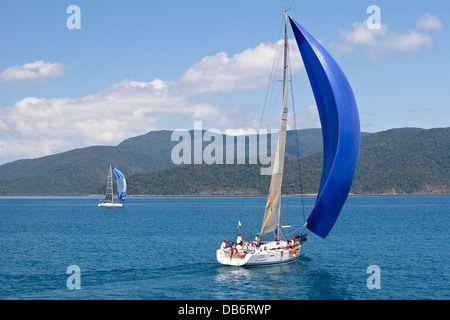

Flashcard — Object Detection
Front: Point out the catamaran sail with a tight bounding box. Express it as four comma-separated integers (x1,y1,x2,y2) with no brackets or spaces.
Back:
98,166,126,207
217,12,360,266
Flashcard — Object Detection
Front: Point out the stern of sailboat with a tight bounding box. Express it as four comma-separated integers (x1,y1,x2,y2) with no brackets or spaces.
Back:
216,239,306,266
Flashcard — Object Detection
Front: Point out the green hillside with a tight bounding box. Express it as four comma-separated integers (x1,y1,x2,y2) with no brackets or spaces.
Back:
0,127,448,195
0,130,178,195
125,127,450,196
352,127,449,194
125,159,321,196
0,129,323,195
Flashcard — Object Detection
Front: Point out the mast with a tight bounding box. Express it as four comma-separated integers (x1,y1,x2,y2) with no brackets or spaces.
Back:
277,11,289,240
261,11,289,240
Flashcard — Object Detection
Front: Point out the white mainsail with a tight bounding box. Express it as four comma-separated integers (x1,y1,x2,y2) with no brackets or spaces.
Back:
260,13,290,240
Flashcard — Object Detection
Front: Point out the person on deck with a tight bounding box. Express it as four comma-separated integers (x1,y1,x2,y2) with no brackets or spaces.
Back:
288,238,298,257
286,239,294,249
236,233,243,246
220,239,227,250
248,242,255,254
242,242,248,254
255,234,261,247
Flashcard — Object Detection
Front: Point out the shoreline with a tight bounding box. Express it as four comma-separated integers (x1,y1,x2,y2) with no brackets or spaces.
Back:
1,193,449,198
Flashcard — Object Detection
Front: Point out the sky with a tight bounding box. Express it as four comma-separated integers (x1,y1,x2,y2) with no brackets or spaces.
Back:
0,0,449,165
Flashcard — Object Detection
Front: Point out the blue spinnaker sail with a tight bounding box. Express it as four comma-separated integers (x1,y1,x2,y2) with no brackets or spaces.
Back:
111,166,127,201
289,17,360,238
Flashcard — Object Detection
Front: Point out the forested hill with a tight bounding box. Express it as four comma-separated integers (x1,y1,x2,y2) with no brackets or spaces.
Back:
0,129,323,195
0,127,448,195
126,127,449,196
351,127,449,194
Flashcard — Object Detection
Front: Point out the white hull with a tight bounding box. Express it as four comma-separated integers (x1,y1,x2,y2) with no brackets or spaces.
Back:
217,241,305,266
98,202,122,207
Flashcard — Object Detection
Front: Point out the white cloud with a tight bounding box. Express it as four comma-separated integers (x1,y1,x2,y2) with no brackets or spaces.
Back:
0,60,68,82
417,13,443,32
0,138,73,164
382,30,432,53
180,39,303,93
297,105,320,129
330,14,440,60
0,39,305,164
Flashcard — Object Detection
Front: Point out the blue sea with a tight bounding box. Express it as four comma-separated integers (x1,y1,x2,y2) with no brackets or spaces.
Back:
0,195,449,300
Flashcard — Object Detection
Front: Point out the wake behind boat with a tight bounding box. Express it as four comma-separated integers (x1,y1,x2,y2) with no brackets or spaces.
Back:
217,12,360,266
98,165,127,207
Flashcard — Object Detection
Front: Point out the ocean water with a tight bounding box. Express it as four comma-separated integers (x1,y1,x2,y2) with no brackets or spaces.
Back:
0,195,449,300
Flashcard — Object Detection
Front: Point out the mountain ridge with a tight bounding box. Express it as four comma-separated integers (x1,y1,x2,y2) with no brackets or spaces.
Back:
0,127,448,195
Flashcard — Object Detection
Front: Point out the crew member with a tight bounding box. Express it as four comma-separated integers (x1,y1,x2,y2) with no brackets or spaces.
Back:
220,239,227,250
255,234,261,247
236,233,243,246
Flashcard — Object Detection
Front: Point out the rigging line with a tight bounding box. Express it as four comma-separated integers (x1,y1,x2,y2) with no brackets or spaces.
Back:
288,40,307,225
249,14,284,238
258,13,285,132
286,225,307,239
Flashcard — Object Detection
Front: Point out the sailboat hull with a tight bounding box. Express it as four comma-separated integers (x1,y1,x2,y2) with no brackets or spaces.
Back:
98,202,123,207
217,241,305,266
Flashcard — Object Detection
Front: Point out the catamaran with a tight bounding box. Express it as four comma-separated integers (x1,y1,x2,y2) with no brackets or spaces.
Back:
217,12,360,266
98,166,127,207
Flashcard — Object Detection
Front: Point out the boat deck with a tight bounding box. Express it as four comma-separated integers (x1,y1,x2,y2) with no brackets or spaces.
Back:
217,240,304,266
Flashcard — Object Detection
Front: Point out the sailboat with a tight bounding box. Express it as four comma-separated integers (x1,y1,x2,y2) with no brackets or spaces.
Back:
216,12,360,266
98,166,127,207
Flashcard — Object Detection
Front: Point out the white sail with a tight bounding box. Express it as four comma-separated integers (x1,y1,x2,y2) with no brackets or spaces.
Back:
260,13,290,239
